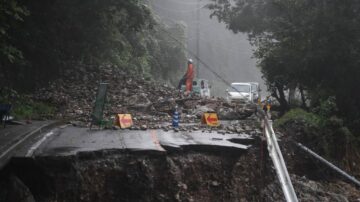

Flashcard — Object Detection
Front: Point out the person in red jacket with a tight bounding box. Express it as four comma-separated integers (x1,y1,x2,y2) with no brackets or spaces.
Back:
185,59,194,95
177,59,195,95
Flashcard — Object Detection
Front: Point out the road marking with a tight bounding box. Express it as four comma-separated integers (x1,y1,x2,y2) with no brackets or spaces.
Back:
0,123,49,160
150,130,165,151
26,131,54,157
0,132,13,151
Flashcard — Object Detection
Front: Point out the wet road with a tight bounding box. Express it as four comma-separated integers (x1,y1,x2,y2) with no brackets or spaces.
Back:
0,121,56,168
31,125,253,156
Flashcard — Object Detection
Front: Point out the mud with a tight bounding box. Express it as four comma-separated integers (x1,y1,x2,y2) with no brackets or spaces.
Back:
0,148,270,202
1,141,360,202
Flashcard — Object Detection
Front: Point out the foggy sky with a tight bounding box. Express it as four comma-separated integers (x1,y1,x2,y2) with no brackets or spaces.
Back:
149,0,265,97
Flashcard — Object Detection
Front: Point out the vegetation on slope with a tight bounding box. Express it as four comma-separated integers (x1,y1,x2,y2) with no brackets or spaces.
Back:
0,0,186,91
208,0,360,172
0,0,186,118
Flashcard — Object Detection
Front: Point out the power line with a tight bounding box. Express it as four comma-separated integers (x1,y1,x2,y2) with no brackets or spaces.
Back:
150,6,251,92
150,1,206,13
196,0,200,78
152,10,253,55
154,0,206,6
188,32,254,54
158,25,234,88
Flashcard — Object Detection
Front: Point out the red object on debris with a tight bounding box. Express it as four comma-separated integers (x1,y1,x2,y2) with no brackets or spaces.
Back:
185,63,194,93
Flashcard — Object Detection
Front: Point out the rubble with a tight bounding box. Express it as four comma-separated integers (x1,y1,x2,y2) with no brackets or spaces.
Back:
140,125,148,130
32,66,257,131
24,66,360,201
2,146,358,202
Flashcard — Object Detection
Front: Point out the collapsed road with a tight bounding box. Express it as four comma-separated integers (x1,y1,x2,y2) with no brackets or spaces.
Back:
32,126,252,156
0,117,263,202
2,119,360,202
1,67,360,202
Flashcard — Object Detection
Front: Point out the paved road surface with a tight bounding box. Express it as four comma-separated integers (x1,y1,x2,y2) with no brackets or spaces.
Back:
0,121,56,168
0,123,254,168
31,125,253,156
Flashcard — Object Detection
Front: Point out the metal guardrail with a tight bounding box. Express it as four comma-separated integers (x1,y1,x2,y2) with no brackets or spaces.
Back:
258,109,298,202
295,142,360,187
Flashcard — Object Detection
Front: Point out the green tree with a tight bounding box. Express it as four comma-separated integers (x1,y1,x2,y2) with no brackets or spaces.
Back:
208,0,360,125
0,0,28,85
0,0,28,62
2,0,154,89
1,0,186,90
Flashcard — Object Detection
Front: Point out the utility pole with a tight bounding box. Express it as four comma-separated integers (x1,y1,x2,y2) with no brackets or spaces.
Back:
196,0,200,78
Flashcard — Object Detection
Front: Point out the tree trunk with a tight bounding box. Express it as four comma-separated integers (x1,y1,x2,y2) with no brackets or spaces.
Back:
275,83,289,114
288,82,297,106
299,85,307,109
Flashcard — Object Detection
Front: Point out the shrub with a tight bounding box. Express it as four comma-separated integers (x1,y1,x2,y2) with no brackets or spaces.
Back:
12,101,55,120
274,108,322,129
312,96,338,118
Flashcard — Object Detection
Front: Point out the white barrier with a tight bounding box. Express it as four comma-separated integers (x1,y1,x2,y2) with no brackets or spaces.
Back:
258,109,298,202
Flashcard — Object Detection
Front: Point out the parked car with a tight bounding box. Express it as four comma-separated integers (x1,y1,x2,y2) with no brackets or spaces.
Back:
226,82,260,103
181,78,211,98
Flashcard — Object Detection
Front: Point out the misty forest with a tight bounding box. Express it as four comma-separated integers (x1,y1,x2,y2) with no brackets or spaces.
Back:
1,0,360,201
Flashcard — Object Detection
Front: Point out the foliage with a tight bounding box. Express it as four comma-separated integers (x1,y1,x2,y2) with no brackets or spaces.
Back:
0,0,28,64
0,0,186,121
275,107,360,168
311,96,337,118
208,0,360,134
0,87,54,120
274,108,321,129
147,21,186,84
5,0,153,90
0,0,185,90
12,101,55,120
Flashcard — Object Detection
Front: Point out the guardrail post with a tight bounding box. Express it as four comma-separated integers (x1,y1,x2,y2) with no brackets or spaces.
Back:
257,106,298,202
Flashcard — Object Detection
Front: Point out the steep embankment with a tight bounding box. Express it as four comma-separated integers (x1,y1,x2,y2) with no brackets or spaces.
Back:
2,146,360,202
2,150,264,202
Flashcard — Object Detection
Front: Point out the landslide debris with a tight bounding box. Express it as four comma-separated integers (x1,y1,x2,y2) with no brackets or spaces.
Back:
32,66,257,131
3,66,359,201
2,149,359,202
0,149,267,202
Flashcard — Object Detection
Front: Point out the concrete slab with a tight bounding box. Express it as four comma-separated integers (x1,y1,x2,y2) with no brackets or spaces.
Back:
34,125,253,157
157,130,252,150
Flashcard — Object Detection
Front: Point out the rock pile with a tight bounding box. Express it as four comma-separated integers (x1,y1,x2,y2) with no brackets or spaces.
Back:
28,66,360,201
33,66,257,131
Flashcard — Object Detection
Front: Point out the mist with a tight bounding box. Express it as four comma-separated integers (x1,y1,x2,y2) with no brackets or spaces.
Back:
149,0,265,97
